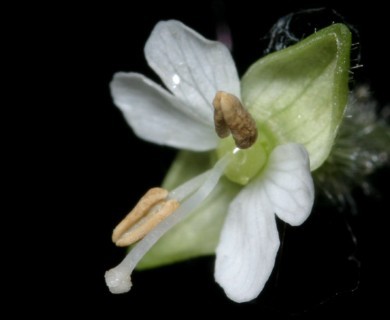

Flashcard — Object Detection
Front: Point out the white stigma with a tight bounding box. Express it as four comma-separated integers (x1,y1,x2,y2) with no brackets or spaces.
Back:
105,269,132,294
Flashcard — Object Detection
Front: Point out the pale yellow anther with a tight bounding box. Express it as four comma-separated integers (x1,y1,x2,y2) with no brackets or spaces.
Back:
213,91,258,149
112,187,180,247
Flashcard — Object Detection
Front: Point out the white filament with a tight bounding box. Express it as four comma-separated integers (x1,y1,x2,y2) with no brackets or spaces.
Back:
105,154,231,294
168,171,207,202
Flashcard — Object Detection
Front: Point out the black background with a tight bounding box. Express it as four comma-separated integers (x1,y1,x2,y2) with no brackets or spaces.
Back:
37,0,390,317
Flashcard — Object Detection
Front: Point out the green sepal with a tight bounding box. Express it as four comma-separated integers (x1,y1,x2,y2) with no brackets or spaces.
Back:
241,24,351,170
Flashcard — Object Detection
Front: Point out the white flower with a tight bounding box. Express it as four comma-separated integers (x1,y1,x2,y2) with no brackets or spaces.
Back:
105,20,314,303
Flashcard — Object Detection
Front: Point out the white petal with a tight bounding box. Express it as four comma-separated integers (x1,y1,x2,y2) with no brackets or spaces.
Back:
215,178,280,303
264,143,314,226
111,72,218,151
145,20,240,126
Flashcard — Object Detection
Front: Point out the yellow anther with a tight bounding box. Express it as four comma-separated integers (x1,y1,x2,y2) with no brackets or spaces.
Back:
213,91,258,149
112,188,179,247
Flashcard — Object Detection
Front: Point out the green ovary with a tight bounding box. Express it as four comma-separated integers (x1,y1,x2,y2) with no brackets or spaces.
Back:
216,128,275,185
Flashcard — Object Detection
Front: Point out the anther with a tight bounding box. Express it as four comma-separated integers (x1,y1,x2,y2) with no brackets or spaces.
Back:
112,188,180,247
213,91,258,149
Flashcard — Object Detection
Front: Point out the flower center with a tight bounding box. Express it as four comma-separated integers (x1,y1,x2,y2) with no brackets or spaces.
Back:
213,91,274,185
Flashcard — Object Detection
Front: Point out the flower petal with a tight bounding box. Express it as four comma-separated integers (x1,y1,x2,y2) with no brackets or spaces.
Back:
145,20,240,126
264,143,314,226
111,72,218,151
215,177,280,303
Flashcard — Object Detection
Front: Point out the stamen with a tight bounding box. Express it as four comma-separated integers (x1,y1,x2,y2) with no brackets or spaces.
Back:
112,187,180,247
213,91,258,149
105,154,231,294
